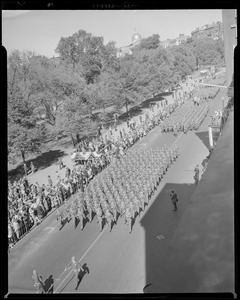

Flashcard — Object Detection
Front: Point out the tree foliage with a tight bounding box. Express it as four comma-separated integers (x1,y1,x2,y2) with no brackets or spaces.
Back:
8,30,225,163
135,34,160,50
185,38,225,67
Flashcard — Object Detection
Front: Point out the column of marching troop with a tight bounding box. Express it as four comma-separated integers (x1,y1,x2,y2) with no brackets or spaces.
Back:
160,102,209,134
58,145,179,233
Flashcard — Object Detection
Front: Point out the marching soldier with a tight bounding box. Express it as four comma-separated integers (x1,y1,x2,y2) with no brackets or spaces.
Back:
56,208,65,229
70,199,78,229
104,208,115,232
138,190,146,212
95,204,104,232
194,164,200,186
85,193,93,222
64,200,71,223
77,201,85,230
124,202,135,233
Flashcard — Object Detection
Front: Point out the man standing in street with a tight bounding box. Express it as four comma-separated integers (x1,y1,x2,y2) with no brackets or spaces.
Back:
64,256,84,290
169,190,178,211
23,163,28,177
194,164,200,187
30,162,35,174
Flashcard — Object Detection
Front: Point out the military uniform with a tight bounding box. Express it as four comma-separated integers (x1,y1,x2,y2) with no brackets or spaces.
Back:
125,202,134,233
56,208,64,229
70,199,78,229
64,201,71,222
85,193,93,222
95,205,103,232
77,201,85,230
194,165,200,186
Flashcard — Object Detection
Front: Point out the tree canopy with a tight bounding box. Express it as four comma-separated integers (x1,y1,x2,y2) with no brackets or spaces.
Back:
134,34,160,50
7,30,225,163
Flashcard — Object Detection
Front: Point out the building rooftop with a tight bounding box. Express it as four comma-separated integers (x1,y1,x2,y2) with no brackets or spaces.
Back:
132,33,142,43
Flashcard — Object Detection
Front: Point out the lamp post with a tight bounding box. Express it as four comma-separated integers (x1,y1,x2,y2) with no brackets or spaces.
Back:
222,97,225,110
208,126,214,149
123,84,129,117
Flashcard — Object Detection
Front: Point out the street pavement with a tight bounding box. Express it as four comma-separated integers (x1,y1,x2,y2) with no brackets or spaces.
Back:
8,87,227,294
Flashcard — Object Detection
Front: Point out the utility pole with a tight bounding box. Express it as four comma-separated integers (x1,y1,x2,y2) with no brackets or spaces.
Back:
123,83,129,117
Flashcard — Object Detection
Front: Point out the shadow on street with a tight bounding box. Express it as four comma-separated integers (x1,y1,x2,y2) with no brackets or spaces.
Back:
140,182,195,293
195,131,210,150
44,274,54,293
59,262,90,292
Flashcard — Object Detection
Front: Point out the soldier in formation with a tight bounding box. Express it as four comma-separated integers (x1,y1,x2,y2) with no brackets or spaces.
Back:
66,145,180,234
161,102,208,134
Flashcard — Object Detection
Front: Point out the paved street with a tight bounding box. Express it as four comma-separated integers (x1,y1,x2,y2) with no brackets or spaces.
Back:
8,88,227,294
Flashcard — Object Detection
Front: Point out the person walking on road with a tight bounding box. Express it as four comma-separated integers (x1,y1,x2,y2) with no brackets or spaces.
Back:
169,190,178,211
64,256,84,290
23,163,28,177
32,269,46,294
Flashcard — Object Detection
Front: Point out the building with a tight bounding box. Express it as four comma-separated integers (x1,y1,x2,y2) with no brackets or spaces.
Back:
160,34,190,48
117,33,142,58
191,21,223,40
222,9,237,87
50,56,60,65
160,39,171,49
174,33,190,45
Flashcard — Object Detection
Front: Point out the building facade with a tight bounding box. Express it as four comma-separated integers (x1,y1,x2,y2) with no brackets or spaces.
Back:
160,34,190,49
116,33,142,58
191,21,223,40
222,9,237,87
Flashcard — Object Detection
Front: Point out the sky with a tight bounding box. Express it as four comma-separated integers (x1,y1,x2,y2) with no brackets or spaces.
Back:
2,10,222,58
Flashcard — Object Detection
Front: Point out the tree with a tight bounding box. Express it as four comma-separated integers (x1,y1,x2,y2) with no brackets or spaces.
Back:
8,84,48,163
56,30,110,84
56,95,98,144
168,46,195,80
186,38,225,67
135,34,160,50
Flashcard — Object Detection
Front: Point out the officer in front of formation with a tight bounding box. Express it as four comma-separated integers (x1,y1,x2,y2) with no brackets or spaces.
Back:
194,164,200,186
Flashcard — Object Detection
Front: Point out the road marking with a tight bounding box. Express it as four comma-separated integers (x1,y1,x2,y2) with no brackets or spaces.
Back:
156,235,165,240
44,227,55,231
54,225,108,293
44,225,58,234
170,132,184,148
